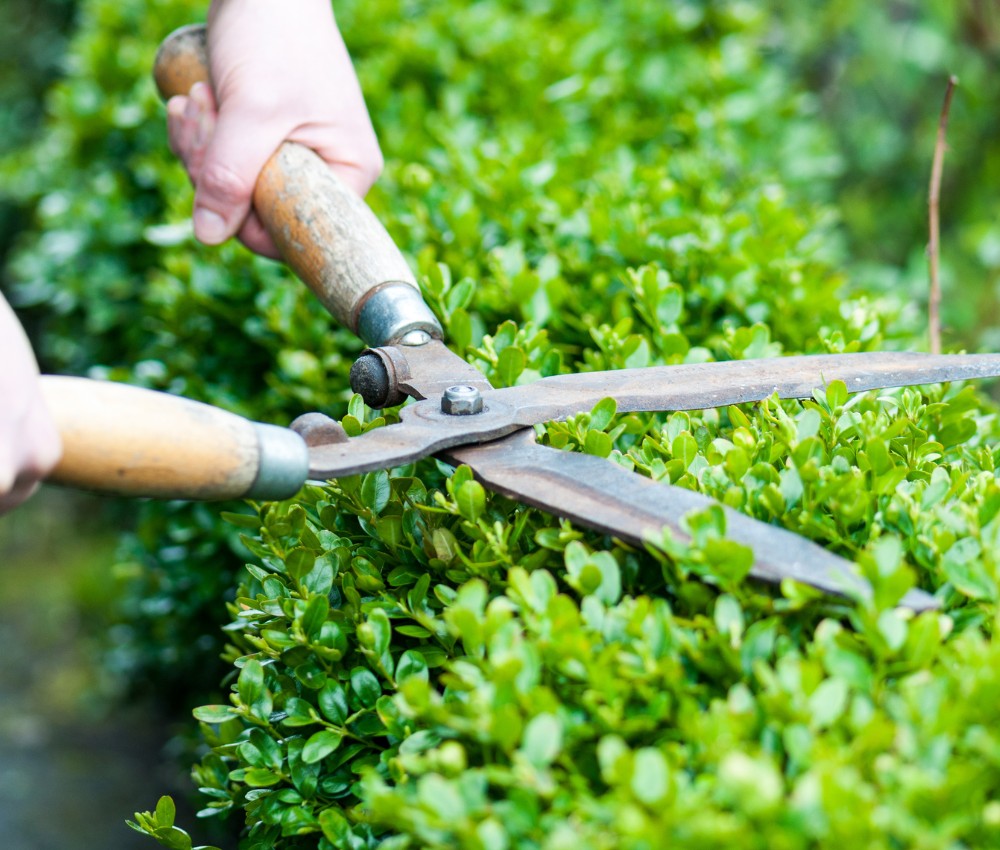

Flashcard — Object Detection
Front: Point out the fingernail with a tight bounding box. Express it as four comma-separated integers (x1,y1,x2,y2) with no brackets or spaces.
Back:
193,208,228,244
166,96,186,119
189,81,209,104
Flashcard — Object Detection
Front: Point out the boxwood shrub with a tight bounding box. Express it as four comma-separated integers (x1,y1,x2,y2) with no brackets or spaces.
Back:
6,0,1000,848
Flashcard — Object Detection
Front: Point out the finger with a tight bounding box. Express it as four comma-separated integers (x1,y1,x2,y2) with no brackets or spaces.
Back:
180,84,218,187
0,436,57,518
23,397,63,479
166,95,189,161
0,477,39,517
236,213,280,259
327,160,382,199
297,123,384,199
192,98,285,247
232,153,383,257
166,86,219,188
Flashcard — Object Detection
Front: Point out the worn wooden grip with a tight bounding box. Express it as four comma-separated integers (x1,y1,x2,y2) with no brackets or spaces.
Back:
40,377,307,501
153,24,439,345
152,23,208,101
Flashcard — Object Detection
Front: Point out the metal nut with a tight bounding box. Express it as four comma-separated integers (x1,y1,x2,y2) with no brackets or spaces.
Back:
441,385,484,415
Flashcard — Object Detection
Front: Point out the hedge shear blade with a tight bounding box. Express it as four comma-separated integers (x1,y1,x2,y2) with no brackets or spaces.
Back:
302,345,1000,614
443,429,926,610
147,24,1000,612
308,347,1000,478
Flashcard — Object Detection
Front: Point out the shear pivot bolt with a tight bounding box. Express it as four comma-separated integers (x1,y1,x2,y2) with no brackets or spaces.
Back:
441,385,484,415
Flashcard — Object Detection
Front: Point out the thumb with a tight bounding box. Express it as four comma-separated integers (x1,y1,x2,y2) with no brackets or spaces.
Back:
192,102,284,246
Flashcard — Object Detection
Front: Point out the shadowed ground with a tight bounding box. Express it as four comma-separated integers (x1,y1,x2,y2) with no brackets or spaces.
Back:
0,488,203,850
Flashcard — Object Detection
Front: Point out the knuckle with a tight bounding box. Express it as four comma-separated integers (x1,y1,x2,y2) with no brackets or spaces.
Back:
198,162,254,205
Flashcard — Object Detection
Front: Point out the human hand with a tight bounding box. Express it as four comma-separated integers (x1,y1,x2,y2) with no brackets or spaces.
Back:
0,296,62,515
166,0,383,257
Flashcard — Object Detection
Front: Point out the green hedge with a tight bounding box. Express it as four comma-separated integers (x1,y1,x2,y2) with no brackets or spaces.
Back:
0,0,76,281
6,0,1000,847
2,0,865,705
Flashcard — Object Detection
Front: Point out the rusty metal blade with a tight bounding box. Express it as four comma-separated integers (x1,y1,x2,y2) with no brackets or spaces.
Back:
494,351,1000,423
308,351,1000,478
443,430,938,612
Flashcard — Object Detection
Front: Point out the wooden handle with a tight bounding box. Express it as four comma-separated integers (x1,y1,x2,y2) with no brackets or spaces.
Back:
41,376,308,501
153,25,441,346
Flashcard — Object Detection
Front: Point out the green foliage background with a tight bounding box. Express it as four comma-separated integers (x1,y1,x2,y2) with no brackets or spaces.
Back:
4,0,1000,848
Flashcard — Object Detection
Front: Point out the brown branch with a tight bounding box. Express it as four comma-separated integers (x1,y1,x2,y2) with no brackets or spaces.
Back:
928,75,958,355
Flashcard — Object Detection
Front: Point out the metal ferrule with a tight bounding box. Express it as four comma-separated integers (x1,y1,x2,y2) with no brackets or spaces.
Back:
247,423,310,501
355,281,443,347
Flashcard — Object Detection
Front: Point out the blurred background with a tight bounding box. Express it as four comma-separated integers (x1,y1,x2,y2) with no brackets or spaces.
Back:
0,1,188,847
1,0,998,847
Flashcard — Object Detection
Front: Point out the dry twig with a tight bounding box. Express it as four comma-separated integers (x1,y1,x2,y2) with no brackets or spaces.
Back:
928,75,958,355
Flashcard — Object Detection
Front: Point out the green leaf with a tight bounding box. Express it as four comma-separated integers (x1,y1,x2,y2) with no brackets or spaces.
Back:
237,659,265,707
589,397,617,431
151,827,193,850
456,479,487,522
796,408,821,440
727,405,751,429
877,610,908,652
243,768,282,787
671,432,699,468
449,308,473,351
301,554,336,595
584,429,613,458
285,548,316,580
193,705,237,724
564,544,621,605
351,667,382,708
497,346,526,386
154,796,176,828
318,680,349,724
361,470,392,515
282,697,318,727
942,538,996,600
714,594,744,641
302,730,343,764
395,650,429,683
348,393,366,420
521,713,562,767
808,678,849,728
301,594,330,641
826,379,848,409
363,608,392,659
631,748,670,805
418,774,466,820
658,283,684,325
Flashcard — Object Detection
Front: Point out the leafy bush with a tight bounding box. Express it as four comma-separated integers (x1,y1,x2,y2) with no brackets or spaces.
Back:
132,375,1000,848
0,0,76,276
6,0,1000,847
2,0,865,704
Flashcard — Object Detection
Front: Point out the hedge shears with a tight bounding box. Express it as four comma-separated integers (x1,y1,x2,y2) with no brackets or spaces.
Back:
40,26,1000,612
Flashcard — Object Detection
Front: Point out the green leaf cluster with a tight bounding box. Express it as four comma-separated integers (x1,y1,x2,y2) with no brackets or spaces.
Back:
137,384,1000,848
